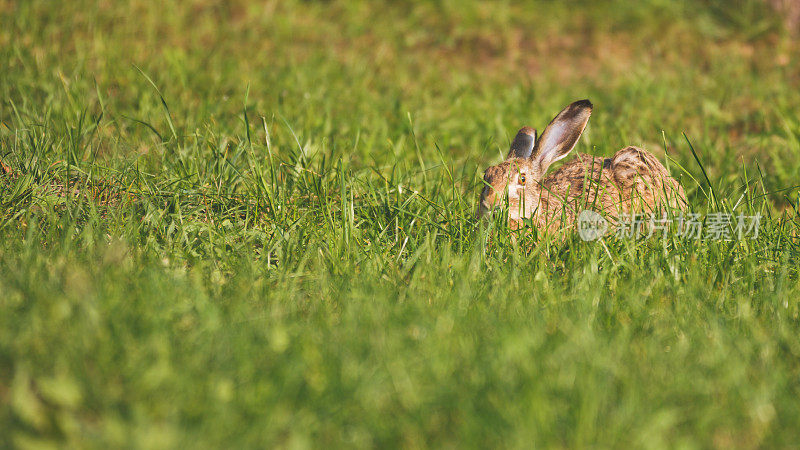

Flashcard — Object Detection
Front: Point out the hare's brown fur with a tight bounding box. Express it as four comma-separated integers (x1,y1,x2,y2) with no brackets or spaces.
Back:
532,147,686,232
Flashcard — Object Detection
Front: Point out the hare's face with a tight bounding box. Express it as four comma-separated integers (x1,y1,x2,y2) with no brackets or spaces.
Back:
477,100,594,228
479,159,541,226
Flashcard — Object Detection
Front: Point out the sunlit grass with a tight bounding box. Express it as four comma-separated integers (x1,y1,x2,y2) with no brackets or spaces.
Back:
1,0,800,447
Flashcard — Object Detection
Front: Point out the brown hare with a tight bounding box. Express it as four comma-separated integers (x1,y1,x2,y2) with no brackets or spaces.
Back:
478,100,686,234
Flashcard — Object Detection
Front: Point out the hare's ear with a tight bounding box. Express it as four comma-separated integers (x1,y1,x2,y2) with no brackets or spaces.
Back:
532,99,592,172
506,127,536,159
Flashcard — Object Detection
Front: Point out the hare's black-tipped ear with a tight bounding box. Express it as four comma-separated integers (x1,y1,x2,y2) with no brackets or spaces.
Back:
533,99,592,172
506,127,537,159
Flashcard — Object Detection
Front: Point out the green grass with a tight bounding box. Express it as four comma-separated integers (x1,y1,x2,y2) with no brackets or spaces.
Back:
2,0,800,447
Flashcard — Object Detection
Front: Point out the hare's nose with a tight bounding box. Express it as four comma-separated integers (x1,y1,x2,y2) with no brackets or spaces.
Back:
476,201,492,220
480,185,495,202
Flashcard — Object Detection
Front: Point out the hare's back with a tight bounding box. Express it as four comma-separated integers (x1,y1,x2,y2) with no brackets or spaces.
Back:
610,146,670,186
537,154,619,229
609,146,685,210
542,153,615,201
539,147,685,224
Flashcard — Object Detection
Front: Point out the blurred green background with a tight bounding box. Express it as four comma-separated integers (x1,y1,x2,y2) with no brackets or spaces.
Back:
4,0,800,190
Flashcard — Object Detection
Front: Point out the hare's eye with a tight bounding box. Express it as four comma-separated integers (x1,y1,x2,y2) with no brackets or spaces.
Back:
519,174,526,185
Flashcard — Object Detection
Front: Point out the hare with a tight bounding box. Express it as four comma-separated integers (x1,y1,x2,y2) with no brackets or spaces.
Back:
478,99,686,234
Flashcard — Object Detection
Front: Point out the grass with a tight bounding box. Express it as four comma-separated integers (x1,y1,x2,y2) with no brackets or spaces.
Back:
2,0,800,447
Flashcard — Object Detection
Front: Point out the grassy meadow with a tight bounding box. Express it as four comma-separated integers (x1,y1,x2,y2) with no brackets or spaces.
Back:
2,0,800,447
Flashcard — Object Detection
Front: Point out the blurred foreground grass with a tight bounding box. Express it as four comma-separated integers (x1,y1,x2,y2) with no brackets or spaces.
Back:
2,0,800,447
